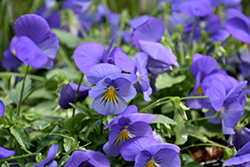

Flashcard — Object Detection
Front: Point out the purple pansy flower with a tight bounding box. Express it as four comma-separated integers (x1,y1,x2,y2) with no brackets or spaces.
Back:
186,53,219,109
225,8,250,44
14,14,59,69
223,141,250,166
64,150,110,167
205,79,247,134
87,63,137,115
233,127,250,150
121,137,181,167
59,83,91,109
103,112,155,156
114,51,152,101
178,0,212,17
36,6,61,29
0,147,15,159
36,144,58,167
131,17,179,71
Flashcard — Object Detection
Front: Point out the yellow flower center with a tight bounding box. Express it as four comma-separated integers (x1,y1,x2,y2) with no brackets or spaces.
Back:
146,161,156,167
195,85,204,95
116,130,131,143
243,43,248,50
104,87,117,101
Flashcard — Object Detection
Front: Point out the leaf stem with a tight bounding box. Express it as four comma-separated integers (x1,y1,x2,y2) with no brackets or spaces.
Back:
17,65,29,118
72,73,84,117
0,72,44,81
0,152,38,163
186,115,217,123
188,17,197,47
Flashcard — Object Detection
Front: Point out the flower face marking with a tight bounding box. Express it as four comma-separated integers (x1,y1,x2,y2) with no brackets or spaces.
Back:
116,130,132,143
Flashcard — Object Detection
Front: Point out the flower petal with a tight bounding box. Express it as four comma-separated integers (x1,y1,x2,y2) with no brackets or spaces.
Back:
36,145,58,167
0,100,5,118
0,147,15,159
14,14,51,44
15,36,48,67
64,150,90,167
179,0,212,17
38,33,59,60
113,77,137,99
134,150,151,167
47,160,57,167
114,51,136,73
87,150,110,167
154,148,181,167
120,137,159,161
225,81,247,104
73,42,106,73
86,63,122,84
211,29,230,42
226,17,250,43
139,40,178,67
92,92,127,115
128,122,153,138
131,17,165,48
209,79,226,111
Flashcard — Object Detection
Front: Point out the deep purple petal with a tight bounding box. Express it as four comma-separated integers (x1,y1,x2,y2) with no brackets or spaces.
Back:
123,113,156,124
227,8,250,28
114,51,136,73
59,84,90,109
103,35,116,62
222,100,244,128
37,33,59,60
108,123,125,146
143,87,152,102
134,150,151,167
0,100,5,118
73,42,105,73
225,17,250,43
211,29,230,42
86,63,122,84
114,77,137,99
211,0,223,7
154,148,181,167
0,147,15,159
190,56,218,78
14,14,51,44
146,143,180,156
139,41,178,67
15,36,48,67
222,122,235,135
92,92,127,115
104,105,138,130
64,150,90,167
192,53,202,62
87,150,110,167
103,140,123,156
205,109,222,124
237,141,250,156
129,15,150,28
186,72,204,109
234,127,250,149
120,137,159,161
225,81,247,104
209,79,226,111
36,7,61,29
131,17,165,48
36,145,58,167
134,52,148,68
47,160,57,167
178,0,212,17
128,122,153,138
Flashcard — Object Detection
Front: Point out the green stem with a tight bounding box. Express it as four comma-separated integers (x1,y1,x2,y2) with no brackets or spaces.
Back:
0,153,38,163
202,43,215,55
48,133,78,146
0,72,44,81
100,116,103,135
72,73,84,117
139,96,208,113
17,65,29,118
188,17,197,47
23,75,56,101
139,96,172,113
58,47,73,67
186,115,217,123
181,143,227,151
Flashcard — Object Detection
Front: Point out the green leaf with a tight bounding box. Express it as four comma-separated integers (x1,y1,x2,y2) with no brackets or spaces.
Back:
186,162,203,167
155,73,186,89
46,67,80,81
9,76,32,104
69,103,91,116
63,138,72,152
10,126,30,149
174,114,188,145
52,29,83,48
151,114,177,125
